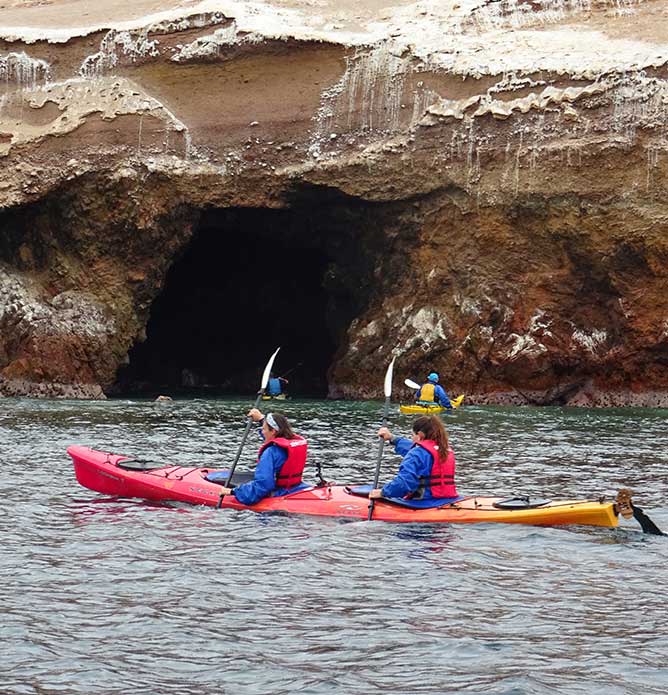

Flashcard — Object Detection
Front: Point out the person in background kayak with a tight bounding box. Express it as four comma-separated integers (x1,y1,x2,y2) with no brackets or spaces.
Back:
368,415,457,500
217,408,307,505
266,373,288,397
416,372,452,408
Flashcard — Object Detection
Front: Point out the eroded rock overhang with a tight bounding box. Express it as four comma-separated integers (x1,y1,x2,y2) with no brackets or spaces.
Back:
1,0,668,405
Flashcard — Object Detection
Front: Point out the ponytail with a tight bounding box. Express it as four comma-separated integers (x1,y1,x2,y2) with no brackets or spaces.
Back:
412,415,449,460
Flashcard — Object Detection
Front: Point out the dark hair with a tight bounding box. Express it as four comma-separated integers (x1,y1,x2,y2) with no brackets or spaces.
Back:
412,415,449,460
267,411,296,439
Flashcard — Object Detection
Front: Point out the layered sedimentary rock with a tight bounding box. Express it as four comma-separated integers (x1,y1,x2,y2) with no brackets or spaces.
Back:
1,0,667,404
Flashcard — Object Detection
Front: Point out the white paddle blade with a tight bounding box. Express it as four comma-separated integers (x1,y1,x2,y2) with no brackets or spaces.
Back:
404,378,420,390
261,347,281,390
384,357,396,398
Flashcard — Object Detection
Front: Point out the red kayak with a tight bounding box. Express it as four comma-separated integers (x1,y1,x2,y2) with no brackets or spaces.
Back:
68,445,620,528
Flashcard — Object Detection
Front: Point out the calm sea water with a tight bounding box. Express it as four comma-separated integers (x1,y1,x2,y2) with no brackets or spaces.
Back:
1,397,667,694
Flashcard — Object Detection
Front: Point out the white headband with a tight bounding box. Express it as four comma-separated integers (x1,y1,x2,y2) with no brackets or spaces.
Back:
266,413,279,430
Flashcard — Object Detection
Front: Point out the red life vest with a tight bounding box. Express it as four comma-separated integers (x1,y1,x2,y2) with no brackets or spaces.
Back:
415,439,457,498
258,435,307,489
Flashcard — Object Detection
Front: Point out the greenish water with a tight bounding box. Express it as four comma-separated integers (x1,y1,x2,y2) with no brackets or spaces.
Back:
1,397,667,694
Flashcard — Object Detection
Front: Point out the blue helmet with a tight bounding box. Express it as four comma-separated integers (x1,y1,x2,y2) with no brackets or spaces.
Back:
427,372,439,383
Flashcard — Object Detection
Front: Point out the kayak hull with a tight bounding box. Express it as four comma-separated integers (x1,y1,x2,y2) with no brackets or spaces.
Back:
68,446,618,528
400,394,465,414
400,404,447,414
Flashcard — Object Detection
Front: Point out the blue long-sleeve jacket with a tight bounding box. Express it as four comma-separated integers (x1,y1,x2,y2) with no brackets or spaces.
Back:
232,443,289,506
266,377,283,396
381,437,438,499
417,383,452,408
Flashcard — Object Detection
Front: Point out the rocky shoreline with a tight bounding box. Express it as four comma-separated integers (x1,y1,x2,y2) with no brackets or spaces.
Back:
1,0,667,405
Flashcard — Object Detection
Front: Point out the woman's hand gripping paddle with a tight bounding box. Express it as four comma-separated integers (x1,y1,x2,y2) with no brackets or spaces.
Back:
217,347,281,509
367,357,396,521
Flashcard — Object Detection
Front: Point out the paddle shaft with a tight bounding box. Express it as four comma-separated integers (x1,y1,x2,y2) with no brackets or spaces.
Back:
367,395,391,521
216,390,264,508
279,362,302,379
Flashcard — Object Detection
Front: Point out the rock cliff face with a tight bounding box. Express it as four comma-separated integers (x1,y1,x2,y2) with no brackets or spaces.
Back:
1,0,667,404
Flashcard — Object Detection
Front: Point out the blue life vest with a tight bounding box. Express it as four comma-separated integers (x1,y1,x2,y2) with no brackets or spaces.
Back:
267,377,282,396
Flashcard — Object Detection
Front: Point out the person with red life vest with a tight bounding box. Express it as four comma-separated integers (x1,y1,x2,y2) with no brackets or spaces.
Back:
368,415,457,500
217,408,307,505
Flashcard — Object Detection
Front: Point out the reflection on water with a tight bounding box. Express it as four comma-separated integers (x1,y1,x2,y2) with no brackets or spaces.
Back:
1,397,667,694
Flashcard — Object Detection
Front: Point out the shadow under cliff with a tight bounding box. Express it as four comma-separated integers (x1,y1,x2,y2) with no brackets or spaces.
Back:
112,196,395,397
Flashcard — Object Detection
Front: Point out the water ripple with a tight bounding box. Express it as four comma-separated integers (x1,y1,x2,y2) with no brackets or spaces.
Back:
1,398,667,693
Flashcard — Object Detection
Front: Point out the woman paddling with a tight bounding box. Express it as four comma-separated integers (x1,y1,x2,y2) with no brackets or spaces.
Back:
217,408,308,505
368,415,457,501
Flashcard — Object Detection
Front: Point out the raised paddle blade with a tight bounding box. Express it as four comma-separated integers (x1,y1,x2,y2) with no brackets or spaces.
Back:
217,346,281,509
384,357,396,398
260,347,281,391
368,356,397,521
404,378,420,390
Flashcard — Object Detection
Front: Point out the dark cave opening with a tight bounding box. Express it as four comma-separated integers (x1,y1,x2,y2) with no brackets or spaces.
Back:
114,202,379,397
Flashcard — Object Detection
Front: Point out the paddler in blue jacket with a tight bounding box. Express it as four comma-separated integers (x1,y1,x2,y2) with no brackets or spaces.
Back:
266,374,288,397
368,415,457,500
416,372,452,408
217,408,307,505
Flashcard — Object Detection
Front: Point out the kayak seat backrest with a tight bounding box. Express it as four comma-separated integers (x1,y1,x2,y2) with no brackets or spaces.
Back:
205,472,309,495
492,497,552,510
271,482,311,496
347,484,374,496
205,470,256,486
382,495,467,509
346,485,466,509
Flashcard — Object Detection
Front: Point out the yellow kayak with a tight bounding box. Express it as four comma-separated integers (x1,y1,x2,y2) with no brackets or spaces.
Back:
262,394,287,401
400,394,465,414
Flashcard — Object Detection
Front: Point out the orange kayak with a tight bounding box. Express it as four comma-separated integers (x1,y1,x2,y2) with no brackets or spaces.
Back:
68,445,619,529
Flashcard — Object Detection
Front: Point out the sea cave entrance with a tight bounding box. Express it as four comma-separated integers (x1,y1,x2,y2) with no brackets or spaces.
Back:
114,201,381,398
